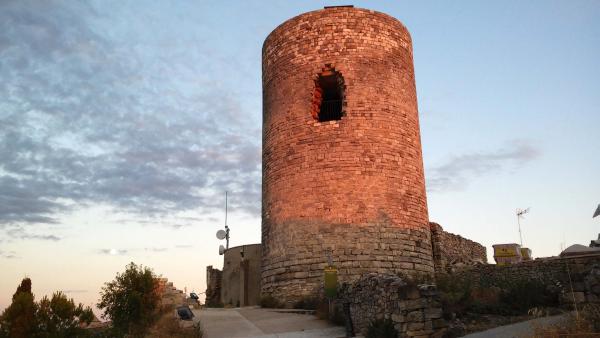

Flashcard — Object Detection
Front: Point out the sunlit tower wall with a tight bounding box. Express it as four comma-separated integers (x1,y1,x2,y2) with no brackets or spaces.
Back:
261,6,433,302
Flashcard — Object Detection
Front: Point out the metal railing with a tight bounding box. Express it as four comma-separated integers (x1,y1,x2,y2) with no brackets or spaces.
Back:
319,99,343,122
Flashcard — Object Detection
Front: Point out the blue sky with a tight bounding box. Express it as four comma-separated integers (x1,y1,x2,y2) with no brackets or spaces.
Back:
0,0,598,312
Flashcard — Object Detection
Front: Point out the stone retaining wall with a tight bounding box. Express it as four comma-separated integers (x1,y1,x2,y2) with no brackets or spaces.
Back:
455,253,600,304
340,273,447,337
430,222,487,272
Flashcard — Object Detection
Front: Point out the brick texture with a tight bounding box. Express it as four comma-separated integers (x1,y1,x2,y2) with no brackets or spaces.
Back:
261,7,433,303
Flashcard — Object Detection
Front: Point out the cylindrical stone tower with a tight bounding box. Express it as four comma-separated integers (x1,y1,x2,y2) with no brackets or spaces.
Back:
262,6,433,302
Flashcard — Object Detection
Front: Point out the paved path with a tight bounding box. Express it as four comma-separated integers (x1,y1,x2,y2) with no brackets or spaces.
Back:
463,313,569,338
195,307,346,338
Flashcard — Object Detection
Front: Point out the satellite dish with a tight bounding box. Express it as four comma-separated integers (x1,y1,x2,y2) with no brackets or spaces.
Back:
216,229,226,240
594,204,600,218
219,245,225,255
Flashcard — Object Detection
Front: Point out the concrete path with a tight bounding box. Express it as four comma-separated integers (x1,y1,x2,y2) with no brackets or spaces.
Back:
463,313,569,338
195,307,346,338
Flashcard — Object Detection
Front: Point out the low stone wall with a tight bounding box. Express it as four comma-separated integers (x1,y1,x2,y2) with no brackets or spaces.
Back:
455,253,600,304
339,273,447,338
430,222,487,272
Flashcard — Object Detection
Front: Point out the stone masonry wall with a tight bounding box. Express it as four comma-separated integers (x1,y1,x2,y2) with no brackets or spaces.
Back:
455,253,600,305
205,265,222,307
340,273,447,337
430,222,487,272
262,6,433,304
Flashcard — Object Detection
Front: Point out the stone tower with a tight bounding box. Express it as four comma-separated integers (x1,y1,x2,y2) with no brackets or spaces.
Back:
262,6,433,302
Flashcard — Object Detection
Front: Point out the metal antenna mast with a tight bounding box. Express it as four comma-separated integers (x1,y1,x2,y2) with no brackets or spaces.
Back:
225,191,229,249
516,207,530,246
216,191,231,254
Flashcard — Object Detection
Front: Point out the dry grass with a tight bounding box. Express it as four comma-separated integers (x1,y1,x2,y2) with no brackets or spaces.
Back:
530,304,600,338
146,306,203,338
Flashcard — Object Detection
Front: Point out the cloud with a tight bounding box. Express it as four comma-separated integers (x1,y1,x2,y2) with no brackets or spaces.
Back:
97,249,128,256
4,226,61,241
96,247,171,255
0,250,19,259
0,1,262,229
175,244,194,249
427,140,541,192
144,247,168,253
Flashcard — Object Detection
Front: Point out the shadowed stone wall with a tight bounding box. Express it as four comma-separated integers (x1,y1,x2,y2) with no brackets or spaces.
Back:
205,266,222,306
262,6,432,303
430,222,487,272
455,253,600,305
339,273,447,337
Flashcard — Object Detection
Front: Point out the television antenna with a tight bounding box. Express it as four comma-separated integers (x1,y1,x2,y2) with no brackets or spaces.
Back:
516,207,530,246
215,191,230,254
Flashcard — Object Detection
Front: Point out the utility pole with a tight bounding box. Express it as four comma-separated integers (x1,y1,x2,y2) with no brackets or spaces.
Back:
516,208,530,246
225,191,230,249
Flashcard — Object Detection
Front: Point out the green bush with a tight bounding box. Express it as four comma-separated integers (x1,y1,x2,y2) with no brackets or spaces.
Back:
435,274,473,318
500,279,559,314
97,262,161,337
293,296,319,310
366,318,398,338
259,294,282,308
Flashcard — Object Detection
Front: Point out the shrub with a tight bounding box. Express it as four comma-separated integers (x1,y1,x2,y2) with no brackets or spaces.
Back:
97,262,161,337
152,310,203,338
435,274,472,318
293,296,319,310
366,318,398,338
500,279,559,314
259,295,282,308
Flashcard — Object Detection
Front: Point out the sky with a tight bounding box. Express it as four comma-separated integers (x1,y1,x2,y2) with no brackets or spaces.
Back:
1,0,599,313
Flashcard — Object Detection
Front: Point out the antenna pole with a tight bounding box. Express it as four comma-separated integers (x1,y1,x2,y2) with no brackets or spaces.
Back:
225,191,230,250
517,210,523,246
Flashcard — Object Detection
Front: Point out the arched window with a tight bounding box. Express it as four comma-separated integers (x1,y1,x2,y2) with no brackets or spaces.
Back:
311,67,344,122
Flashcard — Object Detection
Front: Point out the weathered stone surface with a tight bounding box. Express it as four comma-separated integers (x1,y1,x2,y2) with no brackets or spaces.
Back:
339,273,446,337
452,254,600,306
205,266,222,307
430,222,487,272
261,6,433,302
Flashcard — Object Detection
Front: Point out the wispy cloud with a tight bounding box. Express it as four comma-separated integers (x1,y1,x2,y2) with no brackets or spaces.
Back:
96,246,172,255
427,140,541,192
175,244,194,249
4,226,61,241
97,249,128,256
144,247,168,253
0,250,19,259
0,1,261,230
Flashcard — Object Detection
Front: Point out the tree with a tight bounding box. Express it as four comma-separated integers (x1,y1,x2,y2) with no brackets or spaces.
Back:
97,262,161,337
0,278,93,338
0,278,38,338
37,292,94,336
